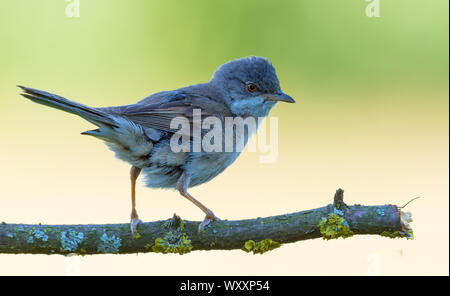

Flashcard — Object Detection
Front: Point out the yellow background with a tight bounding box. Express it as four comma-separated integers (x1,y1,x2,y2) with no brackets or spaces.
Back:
0,0,448,275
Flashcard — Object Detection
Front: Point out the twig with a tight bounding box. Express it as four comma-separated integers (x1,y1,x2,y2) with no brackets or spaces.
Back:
399,197,421,209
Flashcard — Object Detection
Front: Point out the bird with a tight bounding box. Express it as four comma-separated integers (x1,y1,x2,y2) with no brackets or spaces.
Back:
18,56,295,236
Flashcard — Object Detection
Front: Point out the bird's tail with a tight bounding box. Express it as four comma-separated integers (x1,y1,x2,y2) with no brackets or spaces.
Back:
18,85,117,128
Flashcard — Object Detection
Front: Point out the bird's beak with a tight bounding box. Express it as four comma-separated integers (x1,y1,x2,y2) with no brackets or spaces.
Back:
262,91,295,103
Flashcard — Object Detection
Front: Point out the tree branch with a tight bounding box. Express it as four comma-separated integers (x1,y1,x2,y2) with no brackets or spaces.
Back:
0,189,413,255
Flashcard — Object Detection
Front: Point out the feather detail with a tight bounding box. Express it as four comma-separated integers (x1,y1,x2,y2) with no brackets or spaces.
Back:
18,86,116,128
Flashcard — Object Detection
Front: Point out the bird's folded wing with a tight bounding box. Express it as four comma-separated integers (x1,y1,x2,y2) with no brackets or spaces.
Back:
100,92,231,138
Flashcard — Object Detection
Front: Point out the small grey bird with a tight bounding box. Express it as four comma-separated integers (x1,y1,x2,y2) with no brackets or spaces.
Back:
18,56,295,235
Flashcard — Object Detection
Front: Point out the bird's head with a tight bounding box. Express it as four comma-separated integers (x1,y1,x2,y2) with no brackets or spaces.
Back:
211,56,295,117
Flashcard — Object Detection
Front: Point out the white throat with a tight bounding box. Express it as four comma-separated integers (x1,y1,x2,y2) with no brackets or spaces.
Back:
230,97,277,118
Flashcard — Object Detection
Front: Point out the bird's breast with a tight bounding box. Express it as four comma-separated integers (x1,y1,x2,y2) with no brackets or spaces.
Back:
183,151,241,187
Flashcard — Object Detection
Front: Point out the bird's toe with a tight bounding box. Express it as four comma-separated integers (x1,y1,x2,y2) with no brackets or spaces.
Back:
130,217,142,238
197,213,220,234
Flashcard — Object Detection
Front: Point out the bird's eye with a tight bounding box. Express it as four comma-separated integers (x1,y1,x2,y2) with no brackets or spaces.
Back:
246,83,258,93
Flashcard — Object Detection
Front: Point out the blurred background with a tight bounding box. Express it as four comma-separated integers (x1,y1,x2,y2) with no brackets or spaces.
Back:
0,0,448,275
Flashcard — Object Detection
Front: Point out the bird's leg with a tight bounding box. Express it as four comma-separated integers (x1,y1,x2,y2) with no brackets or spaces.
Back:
177,171,220,233
130,166,142,238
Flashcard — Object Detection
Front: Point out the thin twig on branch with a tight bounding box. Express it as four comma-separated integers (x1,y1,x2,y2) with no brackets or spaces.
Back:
0,189,413,255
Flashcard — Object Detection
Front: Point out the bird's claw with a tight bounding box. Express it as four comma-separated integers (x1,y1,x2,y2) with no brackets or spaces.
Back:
130,217,142,238
198,213,220,234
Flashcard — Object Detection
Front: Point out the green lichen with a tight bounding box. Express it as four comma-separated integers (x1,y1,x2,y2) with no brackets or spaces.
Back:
380,229,414,240
60,229,84,252
242,239,281,255
97,233,122,253
318,213,354,240
152,231,193,255
179,220,185,231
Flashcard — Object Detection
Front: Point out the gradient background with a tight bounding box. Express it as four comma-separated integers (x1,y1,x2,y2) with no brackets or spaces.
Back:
0,0,448,275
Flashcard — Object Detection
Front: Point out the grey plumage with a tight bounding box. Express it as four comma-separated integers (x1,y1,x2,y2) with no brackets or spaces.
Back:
18,86,117,128
18,56,294,233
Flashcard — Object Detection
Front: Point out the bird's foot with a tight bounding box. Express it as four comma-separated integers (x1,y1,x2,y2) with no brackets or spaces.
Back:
198,211,220,234
130,216,142,239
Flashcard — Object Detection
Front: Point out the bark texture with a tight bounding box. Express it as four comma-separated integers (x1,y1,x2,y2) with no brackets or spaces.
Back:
0,189,413,255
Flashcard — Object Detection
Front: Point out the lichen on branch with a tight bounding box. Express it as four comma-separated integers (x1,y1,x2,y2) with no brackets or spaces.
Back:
0,189,413,255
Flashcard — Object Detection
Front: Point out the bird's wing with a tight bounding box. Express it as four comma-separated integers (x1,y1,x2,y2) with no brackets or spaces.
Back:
100,90,231,137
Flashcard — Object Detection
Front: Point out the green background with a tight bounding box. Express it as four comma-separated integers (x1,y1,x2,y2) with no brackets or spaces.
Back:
1,0,448,101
